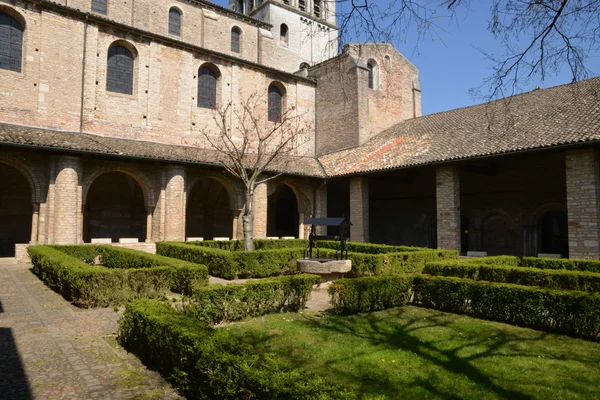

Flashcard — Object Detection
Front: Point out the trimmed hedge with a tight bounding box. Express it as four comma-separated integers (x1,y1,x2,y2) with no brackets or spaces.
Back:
157,242,303,279
317,248,459,277
28,246,172,307
316,240,429,254
184,274,321,324
412,276,600,340
48,244,100,264
329,275,414,314
118,299,357,399
186,239,309,251
423,261,600,292
521,257,600,273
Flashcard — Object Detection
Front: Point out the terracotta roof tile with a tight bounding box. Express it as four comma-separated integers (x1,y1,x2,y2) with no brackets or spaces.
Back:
319,77,600,176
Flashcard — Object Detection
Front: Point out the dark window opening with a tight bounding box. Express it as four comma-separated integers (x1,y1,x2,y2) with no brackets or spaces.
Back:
231,27,241,53
540,210,568,257
280,24,289,45
268,84,283,122
314,0,321,18
0,12,23,73
198,66,218,109
186,178,232,240
367,62,374,89
299,0,306,12
267,185,298,238
91,0,107,15
0,164,31,256
106,45,134,95
168,8,181,36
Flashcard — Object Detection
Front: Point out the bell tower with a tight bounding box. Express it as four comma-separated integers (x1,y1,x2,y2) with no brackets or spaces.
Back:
230,0,339,72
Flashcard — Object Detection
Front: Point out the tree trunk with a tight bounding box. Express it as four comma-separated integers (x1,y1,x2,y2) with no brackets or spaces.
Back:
243,214,254,251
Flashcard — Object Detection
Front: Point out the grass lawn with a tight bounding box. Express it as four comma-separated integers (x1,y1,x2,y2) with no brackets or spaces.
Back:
225,306,600,400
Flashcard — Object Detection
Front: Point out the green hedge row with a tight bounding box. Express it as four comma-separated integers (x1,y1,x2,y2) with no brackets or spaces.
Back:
50,245,209,294
413,276,600,340
157,242,303,279
317,248,459,277
423,261,600,292
521,257,600,273
29,246,172,308
118,299,357,399
186,239,309,251
329,275,414,314
316,240,429,254
184,274,321,325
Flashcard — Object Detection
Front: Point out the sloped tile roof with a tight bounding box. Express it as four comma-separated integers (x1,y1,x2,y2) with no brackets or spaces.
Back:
319,77,600,177
0,124,325,177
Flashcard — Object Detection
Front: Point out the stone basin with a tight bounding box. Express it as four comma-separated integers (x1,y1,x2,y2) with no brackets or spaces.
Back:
297,258,352,282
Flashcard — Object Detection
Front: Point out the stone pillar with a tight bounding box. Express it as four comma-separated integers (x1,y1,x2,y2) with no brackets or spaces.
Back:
53,156,81,244
145,206,155,243
315,184,327,236
253,182,267,239
350,177,369,242
232,209,243,240
30,203,40,244
566,149,600,259
37,202,47,244
436,165,461,251
164,166,186,242
298,212,305,239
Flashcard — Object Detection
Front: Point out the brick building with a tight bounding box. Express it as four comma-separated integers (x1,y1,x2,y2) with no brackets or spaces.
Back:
0,0,599,260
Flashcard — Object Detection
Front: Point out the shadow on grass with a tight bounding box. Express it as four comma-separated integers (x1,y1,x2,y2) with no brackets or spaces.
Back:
235,307,587,399
0,327,33,400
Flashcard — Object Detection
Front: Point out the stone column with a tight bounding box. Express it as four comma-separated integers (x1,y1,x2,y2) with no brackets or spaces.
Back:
566,149,600,259
436,165,461,251
315,184,328,236
53,156,82,244
145,206,155,243
164,166,186,242
298,212,305,239
253,182,267,239
350,177,369,242
231,209,243,240
30,203,40,244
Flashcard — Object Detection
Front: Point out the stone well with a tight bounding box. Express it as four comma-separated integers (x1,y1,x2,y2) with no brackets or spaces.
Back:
297,258,352,282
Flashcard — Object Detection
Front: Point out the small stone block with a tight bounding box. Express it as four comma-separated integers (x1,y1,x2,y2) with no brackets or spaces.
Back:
213,237,230,241
266,237,279,240
119,238,139,244
538,253,562,258
186,237,204,242
281,236,295,239
467,251,488,257
91,238,112,244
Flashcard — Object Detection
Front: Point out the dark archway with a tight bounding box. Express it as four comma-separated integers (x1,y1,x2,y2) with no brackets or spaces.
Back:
540,210,568,257
0,164,31,256
267,184,299,238
481,215,515,255
84,172,146,243
186,178,232,240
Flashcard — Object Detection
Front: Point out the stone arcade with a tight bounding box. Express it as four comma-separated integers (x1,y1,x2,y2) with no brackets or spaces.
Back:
0,0,598,261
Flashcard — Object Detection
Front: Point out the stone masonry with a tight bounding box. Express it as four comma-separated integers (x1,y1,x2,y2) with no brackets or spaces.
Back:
436,165,461,251
349,176,369,242
566,149,600,259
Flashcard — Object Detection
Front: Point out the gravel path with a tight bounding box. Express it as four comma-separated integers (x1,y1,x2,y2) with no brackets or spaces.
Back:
0,262,181,400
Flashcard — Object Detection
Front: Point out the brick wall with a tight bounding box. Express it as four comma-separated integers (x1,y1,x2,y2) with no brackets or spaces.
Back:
566,149,600,259
349,176,369,242
436,165,461,251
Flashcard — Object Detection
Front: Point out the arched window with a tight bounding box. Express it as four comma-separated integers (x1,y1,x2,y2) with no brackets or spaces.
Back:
168,7,181,36
231,27,241,53
106,44,135,95
198,65,219,109
367,59,379,89
280,24,288,46
91,0,107,15
268,83,284,122
0,12,24,73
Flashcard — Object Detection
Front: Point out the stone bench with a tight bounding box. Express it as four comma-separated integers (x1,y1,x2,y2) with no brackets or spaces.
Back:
186,237,204,242
466,251,488,257
91,238,112,244
119,238,139,244
538,253,562,258
213,237,230,241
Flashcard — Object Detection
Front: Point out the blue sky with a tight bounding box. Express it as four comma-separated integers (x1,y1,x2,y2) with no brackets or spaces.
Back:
214,1,599,115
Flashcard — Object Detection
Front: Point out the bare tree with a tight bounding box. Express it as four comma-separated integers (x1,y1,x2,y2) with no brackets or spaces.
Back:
335,0,599,98
201,92,310,251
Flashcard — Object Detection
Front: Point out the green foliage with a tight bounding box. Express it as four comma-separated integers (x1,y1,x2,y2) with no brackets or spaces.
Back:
412,276,600,340
49,245,100,264
329,275,414,314
28,246,172,307
316,240,429,254
317,248,458,277
98,246,209,294
186,239,309,251
184,274,321,324
424,261,600,292
157,242,303,279
118,299,357,399
521,256,600,273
